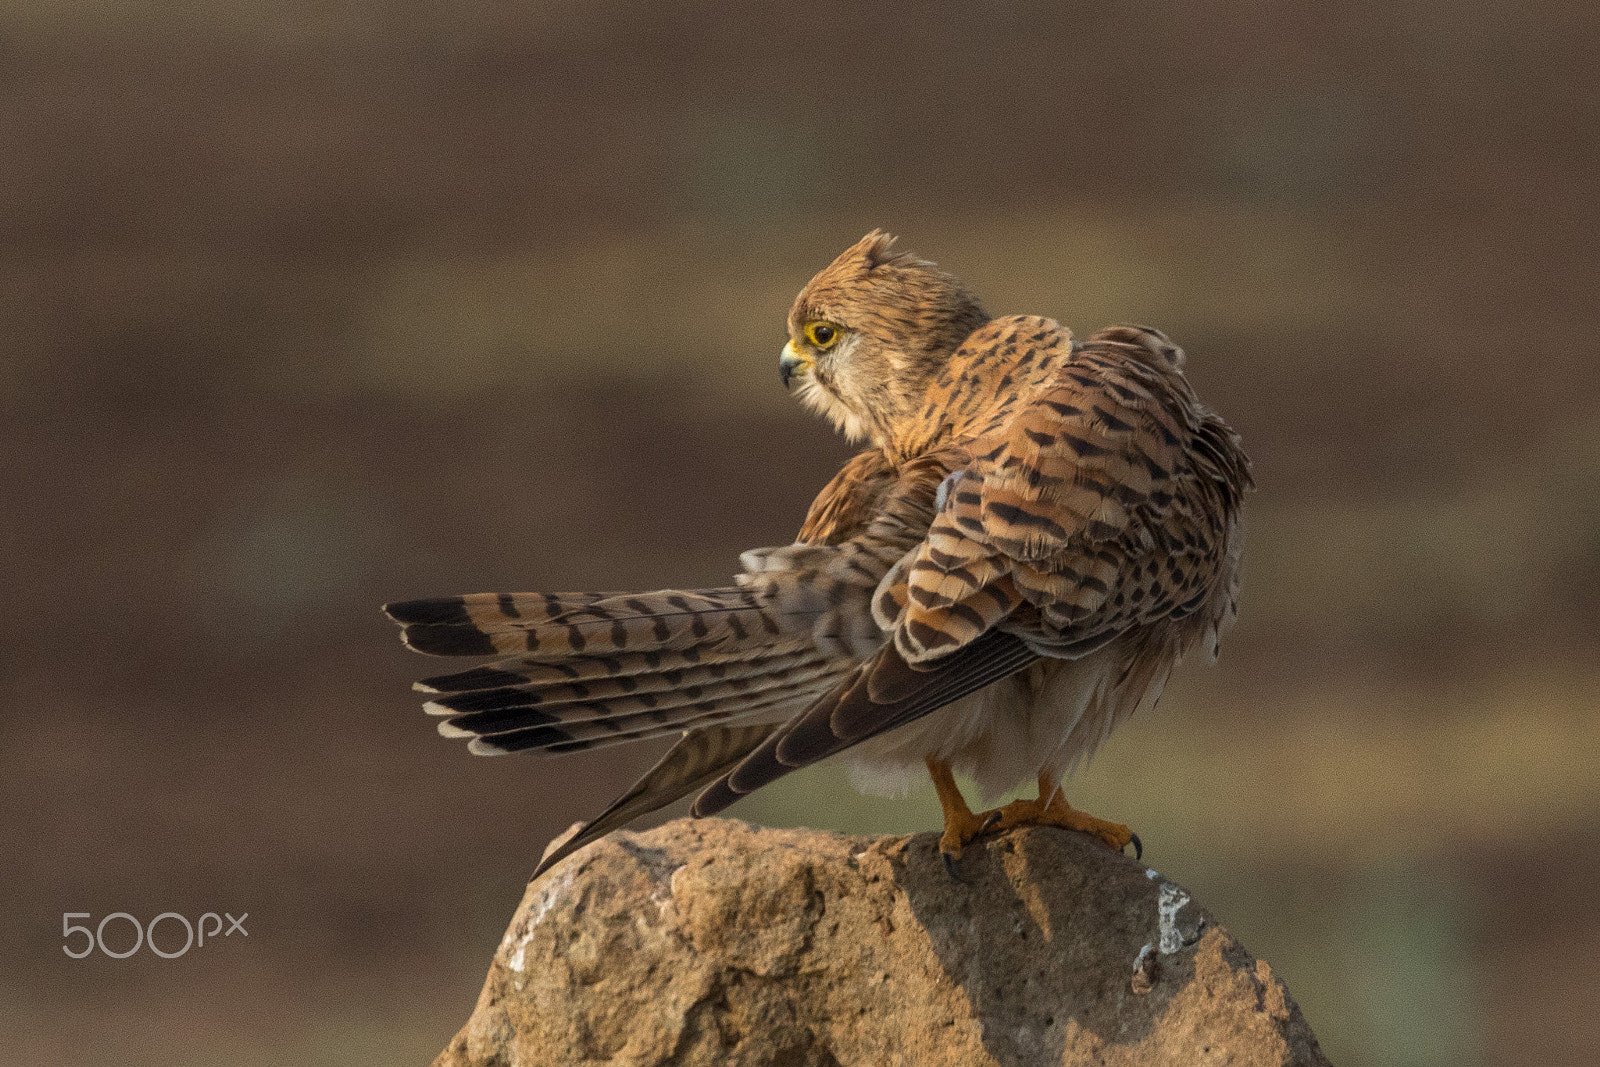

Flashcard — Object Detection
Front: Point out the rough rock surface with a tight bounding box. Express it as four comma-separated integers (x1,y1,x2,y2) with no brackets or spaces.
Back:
435,818,1328,1067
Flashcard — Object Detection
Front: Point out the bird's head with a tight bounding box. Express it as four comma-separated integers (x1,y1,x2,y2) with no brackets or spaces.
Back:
781,230,990,444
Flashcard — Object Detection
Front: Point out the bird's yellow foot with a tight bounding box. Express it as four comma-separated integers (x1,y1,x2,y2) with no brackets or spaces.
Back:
925,756,1001,877
993,773,1142,860
938,805,1001,864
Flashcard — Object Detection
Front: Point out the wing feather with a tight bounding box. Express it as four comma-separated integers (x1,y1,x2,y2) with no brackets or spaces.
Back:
689,630,1038,815
531,721,779,878
873,321,1242,663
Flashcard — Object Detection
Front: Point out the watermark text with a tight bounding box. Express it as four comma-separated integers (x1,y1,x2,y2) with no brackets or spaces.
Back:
62,912,248,959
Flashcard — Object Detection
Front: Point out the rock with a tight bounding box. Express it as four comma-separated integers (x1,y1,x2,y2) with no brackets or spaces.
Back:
435,818,1329,1067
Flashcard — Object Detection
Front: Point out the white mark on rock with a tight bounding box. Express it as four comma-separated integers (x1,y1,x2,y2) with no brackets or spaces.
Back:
1157,881,1191,954
531,867,576,927
504,867,576,975
1145,868,1160,879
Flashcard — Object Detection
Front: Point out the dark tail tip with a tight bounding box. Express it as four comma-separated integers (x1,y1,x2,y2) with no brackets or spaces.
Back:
383,597,472,626
417,666,530,694
399,623,498,657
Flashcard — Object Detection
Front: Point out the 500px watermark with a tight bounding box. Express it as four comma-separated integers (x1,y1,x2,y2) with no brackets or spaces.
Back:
62,912,248,959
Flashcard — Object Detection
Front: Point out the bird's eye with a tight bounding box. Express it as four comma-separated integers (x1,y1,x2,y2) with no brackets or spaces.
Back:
805,322,840,350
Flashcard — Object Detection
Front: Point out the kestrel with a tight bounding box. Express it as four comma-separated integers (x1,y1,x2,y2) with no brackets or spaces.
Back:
385,231,1252,878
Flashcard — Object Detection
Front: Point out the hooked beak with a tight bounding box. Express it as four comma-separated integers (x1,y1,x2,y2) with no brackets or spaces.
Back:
779,340,810,390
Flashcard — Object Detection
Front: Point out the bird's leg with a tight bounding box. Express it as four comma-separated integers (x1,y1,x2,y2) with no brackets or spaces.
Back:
992,772,1142,860
926,756,1001,872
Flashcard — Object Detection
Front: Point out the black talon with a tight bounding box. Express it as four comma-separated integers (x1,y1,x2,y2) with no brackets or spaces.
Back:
942,851,963,881
1126,832,1143,861
978,810,1002,834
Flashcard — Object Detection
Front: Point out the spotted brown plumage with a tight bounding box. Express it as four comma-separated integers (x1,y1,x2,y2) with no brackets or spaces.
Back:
385,230,1252,876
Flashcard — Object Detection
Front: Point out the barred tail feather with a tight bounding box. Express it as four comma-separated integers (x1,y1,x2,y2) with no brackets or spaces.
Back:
384,588,789,659
415,643,810,695
421,649,824,719
466,670,840,755
385,584,849,764
440,657,848,752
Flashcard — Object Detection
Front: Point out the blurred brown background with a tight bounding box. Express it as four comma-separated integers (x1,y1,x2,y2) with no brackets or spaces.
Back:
3,2,1598,1064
